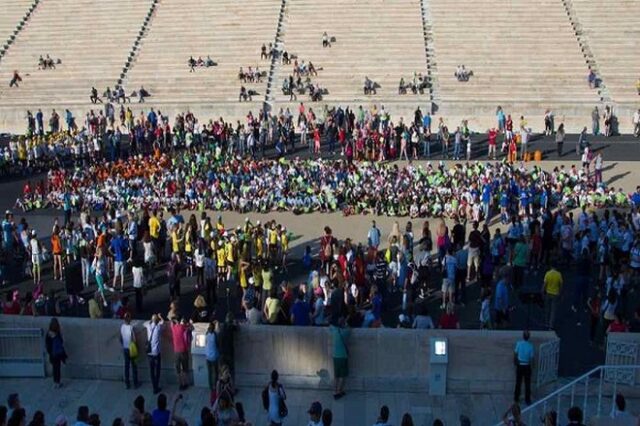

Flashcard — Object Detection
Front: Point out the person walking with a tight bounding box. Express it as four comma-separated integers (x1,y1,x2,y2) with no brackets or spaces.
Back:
542,263,563,330
45,318,67,388
555,123,565,157
513,330,534,405
331,318,350,400
146,313,164,394
120,312,140,389
262,369,287,426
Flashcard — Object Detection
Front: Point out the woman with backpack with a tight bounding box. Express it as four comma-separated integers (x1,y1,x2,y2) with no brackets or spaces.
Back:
45,317,67,388
263,369,287,425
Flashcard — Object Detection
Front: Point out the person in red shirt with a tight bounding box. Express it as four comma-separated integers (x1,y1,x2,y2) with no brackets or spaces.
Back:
488,128,497,160
171,317,194,390
438,303,460,329
3,291,21,315
607,314,628,334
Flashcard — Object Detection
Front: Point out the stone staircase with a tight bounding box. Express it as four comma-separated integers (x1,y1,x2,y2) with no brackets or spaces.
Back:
561,0,610,103
122,0,281,108
0,0,41,62
115,0,159,90
271,0,429,106
263,0,288,111
570,0,640,110
0,0,151,106
419,0,437,105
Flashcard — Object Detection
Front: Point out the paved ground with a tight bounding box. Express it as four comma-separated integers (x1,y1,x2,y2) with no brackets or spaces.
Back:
0,377,564,426
1,160,639,380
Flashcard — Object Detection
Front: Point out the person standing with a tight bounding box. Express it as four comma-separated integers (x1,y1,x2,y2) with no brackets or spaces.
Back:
513,330,534,405
45,318,67,388
594,152,603,184
542,263,563,330
555,123,565,157
367,221,381,250
577,127,588,156
591,107,600,136
205,321,220,403
331,319,349,399
170,317,193,391
494,268,510,328
146,313,164,394
120,312,140,389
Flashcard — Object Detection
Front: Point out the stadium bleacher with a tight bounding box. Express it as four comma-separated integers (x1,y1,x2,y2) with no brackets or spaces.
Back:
0,0,637,133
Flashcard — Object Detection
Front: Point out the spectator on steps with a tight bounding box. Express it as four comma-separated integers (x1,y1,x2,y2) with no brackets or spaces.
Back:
90,87,102,104
588,69,598,89
322,31,331,48
138,86,150,103
363,77,376,95
238,86,252,102
9,70,22,88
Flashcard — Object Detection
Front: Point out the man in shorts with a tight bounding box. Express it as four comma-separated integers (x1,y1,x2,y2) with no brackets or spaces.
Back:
331,319,349,400
171,316,193,390
441,248,457,309
109,229,129,292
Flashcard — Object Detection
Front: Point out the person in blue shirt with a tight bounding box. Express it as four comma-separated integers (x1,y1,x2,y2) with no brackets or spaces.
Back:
63,191,72,226
441,248,457,309
367,220,381,249
2,212,14,252
513,330,534,405
109,230,130,291
494,272,510,328
631,186,640,208
482,184,492,221
290,291,311,326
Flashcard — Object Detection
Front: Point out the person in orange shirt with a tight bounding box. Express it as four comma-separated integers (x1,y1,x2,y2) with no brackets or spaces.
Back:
51,226,64,281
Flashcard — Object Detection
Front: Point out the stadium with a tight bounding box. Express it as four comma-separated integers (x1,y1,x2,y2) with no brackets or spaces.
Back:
0,0,639,425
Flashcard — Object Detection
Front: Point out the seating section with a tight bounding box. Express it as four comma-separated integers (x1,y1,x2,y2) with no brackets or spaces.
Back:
0,0,34,52
273,0,428,103
123,0,281,105
429,0,598,104
0,0,150,106
571,0,640,104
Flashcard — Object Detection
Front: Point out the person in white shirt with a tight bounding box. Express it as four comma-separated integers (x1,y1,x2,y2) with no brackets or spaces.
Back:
119,313,139,389
132,259,144,312
145,313,164,394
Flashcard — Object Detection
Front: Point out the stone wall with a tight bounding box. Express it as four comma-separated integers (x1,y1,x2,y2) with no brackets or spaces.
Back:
0,316,558,393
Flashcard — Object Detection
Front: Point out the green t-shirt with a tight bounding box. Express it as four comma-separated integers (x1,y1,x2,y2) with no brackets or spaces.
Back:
331,325,350,359
513,242,530,267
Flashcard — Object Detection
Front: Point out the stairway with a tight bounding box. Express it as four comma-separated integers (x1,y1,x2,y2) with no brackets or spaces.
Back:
263,0,288,111
0,0,41,62
419,0,437,107
116,0,159,90
561,0,611,103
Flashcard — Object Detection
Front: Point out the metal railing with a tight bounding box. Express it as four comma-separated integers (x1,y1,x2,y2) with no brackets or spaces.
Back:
495,365,640,426
0,328,45,378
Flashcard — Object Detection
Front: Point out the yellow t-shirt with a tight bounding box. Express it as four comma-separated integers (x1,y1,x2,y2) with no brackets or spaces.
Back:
544,269,563,296
171,231,182,253
239,267,247,288
265,297,280,324
269,229,278,245
216,248,226,267
149,216,160,239
262,269,273,291
256,237,264,258
225,242,234,263
281,233,288,251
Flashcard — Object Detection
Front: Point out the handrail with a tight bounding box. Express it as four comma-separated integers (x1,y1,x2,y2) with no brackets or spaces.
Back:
495,365,640,426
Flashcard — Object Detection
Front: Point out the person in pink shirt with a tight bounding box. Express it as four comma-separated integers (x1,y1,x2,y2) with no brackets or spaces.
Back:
171,317,193,390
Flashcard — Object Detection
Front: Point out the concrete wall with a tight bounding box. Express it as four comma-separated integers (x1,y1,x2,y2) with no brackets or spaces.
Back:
0,316,558,393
